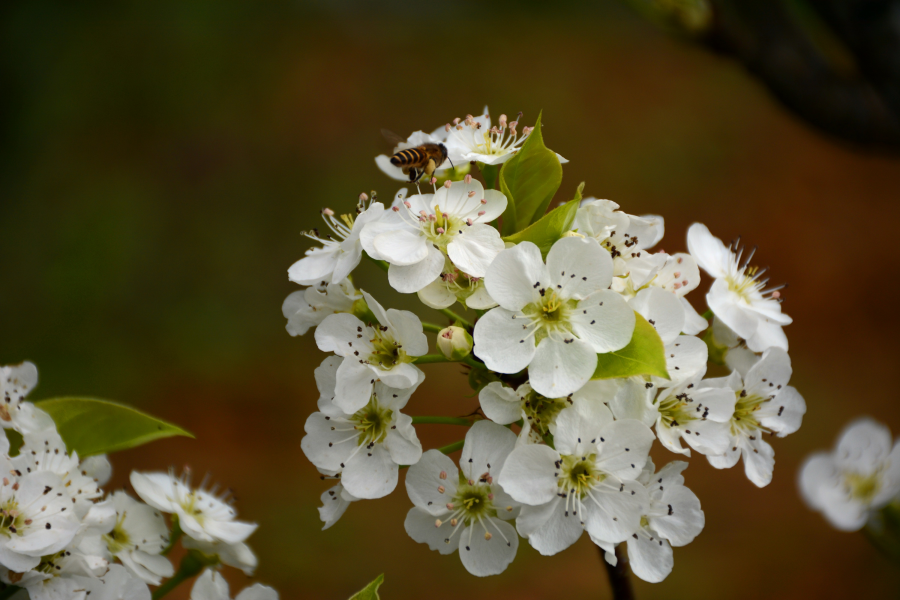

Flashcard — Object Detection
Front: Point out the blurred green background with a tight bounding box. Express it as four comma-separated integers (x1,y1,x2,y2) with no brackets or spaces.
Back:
3,1,900,598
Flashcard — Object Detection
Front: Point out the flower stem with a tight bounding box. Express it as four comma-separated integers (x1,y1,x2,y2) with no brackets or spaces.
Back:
422,322,445,334
438,308,473,330
160,515,182,556
413,354,451,365
701,309,713,321
366,254,390,273
411,416,472,426
152,550,214,600
600,544,634,600
436,439,465,455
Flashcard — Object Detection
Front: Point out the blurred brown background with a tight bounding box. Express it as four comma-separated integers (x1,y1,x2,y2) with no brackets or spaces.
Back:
2,1,900,598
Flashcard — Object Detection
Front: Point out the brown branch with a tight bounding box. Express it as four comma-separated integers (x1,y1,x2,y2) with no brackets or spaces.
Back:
600,543,634,600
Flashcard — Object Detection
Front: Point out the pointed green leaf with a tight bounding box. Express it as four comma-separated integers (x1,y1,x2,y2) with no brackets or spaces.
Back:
592,313,669,380
349,574,384,600
36,397,193,457
498,111,563,234
502,198,580,259
573,181,585,204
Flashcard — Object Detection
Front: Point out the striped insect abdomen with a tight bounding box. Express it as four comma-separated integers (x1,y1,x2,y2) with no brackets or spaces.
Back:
390,148,425,166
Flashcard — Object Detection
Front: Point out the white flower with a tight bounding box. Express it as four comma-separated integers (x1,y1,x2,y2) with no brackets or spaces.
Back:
444,109,568,166
375,127,451,181
314,291,427,413
800,418,900,531
417,268,496,310
404,421,520,577
360,179,507,293
574,199,665,273
474,237,635,398
190,569,277,600
301,356,423,499
687,223,791,352
183,536,257,576
317,481,357,530
703,348,806,487
0,438,82,573
652,377,736,459
498,397,653,555
101,492,173,585
287,198,385,286
129,471,257,545
622,459,704,583
0,362,55,434
282,279,361,337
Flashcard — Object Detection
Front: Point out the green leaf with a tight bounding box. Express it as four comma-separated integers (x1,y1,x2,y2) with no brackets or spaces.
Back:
36,397,193,457
572,181,585,204
498,111,563,234
349,574,384,600
592,313,669,380
502,198,580,259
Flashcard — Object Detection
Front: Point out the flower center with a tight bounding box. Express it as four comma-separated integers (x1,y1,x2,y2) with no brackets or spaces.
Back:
368,327,409,369
845,471,881,503
522,392,569,437
450,480,496,525
731,390,769,434
657,391,698,428
103,513,132,554
35,550,67,576
558,454,604,499
350,397,393,446
420,204,464,249
0,501,26,538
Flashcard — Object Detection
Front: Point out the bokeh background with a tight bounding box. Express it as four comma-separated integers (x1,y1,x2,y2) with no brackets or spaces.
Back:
3,1,900,598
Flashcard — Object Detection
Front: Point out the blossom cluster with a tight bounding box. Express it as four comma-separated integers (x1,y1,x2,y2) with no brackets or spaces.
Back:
287,107,806,583
0,362,276,600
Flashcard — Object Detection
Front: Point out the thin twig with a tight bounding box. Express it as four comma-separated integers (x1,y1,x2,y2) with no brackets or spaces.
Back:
599,543,634,600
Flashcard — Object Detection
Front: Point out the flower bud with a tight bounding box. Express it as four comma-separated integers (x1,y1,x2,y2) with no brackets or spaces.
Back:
437,326,473,360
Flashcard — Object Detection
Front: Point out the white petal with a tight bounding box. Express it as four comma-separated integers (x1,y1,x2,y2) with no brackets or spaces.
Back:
661,336,707,384
464,283,498,310
654,253,700,297
318,484,352,530
385,308,428,356
484,242,547,312
744,347,791,398
235,584,279,600
528,337,597,398
459,518,518,577
595,420,655,481
314,313,366,355
686,223,730,279
835,417,894,476
741,436,776,487
478,382,524,425
459,421,517,481
707,279,758,340
554,397,615,456
374,229,429,266
680,297,708,335
570,292,636,353
516,499,583,555
473,308,536,374
375,154,411,181
582,479,648,543
375,362,421,390
287,248,339,286
388,245,444,293
628,532,673,583
546,237,612,299
653,484,704,547
745,317,789,352
447,225,504,277
342,444,398,499
417,278,457,309
631,287,684,346
498,444,560,506
191,570,230,600
385,413,422,466
332,359,375,413
404,507,460,555
405,450,459,515
759,385,806,437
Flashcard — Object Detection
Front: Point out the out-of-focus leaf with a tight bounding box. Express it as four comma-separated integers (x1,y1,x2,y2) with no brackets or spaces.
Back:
36,397,193,457
592,313,669,379
349,574,384,600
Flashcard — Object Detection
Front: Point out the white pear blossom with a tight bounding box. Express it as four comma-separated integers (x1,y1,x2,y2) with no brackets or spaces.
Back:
129,472,257,545
652,377,736,459
282,279,361,337
0,362,54,434
190,569,277,600
288,197,385,286
417,267,496,310
621,459,704,583
314,291,427,413
404,421,520,577
183,536,257,576
301,356,423,499
498,397,653,555
474,237,635,398
703,348,806,486
687,223,790,352
478,381,570,445
375,126,451,181
101,492,173,585
360,178,507,294
800,418,900,531
444,109,568,166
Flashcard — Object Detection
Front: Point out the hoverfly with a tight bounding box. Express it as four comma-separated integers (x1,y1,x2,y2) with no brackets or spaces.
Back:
382,129,454,183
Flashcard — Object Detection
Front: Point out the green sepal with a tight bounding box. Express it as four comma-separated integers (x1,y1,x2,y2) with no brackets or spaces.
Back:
702,327,728,367
35,397,193,457
498,111,563,235
349,574,385,600
592,313,669,380
502,198,580,259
